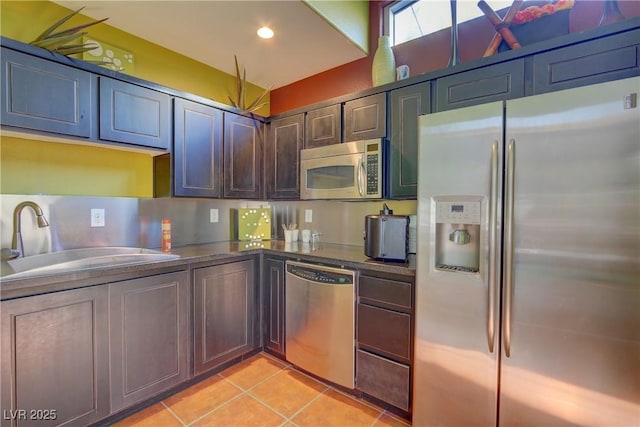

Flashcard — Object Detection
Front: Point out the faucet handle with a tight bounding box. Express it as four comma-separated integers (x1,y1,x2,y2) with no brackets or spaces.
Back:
1,248,21,260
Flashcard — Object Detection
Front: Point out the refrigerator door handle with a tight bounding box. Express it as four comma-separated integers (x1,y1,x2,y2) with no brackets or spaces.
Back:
487,140,499,353
504,139,516,357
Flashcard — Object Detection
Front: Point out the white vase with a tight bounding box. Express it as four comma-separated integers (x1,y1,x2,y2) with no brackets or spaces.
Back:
372,35,395,86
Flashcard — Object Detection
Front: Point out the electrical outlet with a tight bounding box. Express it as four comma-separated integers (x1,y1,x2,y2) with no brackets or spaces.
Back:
210,208,219,223
91,208,105,227
305,209,313,223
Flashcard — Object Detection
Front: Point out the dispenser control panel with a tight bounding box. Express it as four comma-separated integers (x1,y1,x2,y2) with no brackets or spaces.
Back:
436,201,481,224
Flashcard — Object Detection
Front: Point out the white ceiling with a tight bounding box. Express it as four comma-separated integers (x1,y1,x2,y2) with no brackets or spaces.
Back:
53,1,368,89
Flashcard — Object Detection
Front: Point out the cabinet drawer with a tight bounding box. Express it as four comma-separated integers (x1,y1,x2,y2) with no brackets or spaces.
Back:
359,275,412,312
436,59,525,111
357,350,410,411
358,303,411,361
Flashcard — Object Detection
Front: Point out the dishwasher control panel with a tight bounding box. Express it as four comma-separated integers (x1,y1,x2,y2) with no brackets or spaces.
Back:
286,263,354,284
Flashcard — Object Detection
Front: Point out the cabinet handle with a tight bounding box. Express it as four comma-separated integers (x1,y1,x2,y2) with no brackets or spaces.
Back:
504,139,516,357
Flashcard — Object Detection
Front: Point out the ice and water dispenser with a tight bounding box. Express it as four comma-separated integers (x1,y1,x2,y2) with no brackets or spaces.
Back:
434,198,481,273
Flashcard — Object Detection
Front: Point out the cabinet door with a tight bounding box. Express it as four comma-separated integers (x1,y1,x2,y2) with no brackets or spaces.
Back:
343,92,387,142
262,256,285,355
174,98,223,197
532,29,639,95
109,271,189,412
266,115,303,199
99,77,170,150
1,286,110,427
193,258,259,375
435,59,525,111
223,113,263,199
305,104,341,148
1,48,92,138
388,82,430,199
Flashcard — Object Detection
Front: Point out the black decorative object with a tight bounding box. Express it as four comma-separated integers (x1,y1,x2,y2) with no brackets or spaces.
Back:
498,9,570,52
447,0,461,67
598,0,625,26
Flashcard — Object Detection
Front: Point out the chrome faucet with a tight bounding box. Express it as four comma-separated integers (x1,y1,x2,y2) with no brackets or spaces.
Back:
7,201,49,259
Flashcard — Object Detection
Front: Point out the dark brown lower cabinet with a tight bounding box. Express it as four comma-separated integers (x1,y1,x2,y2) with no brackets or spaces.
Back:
1,286,110,427
356,271,414,412
193,257,260,375
262,255,286,355
357,350,411,411
109,271,190,412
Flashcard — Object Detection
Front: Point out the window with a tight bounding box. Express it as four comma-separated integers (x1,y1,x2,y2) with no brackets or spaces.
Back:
385,0,514,46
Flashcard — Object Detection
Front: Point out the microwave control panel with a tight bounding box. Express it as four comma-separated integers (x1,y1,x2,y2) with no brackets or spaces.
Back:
365,142,381,195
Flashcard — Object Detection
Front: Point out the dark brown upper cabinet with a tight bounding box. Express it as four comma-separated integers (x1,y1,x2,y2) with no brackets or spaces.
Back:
173,98,223,197
532,29,640,95
1,48,92,138
99,77,171,150
343,92,387,142
435,59,525,112
266,114,303,199
305,103,341,148
223,112,263,199
388,82,431,199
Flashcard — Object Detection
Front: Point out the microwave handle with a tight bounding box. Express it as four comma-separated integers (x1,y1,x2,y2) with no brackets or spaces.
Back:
357,155,366,197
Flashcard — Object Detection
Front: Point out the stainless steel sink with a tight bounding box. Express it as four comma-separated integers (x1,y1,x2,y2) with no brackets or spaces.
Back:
3,247,180,280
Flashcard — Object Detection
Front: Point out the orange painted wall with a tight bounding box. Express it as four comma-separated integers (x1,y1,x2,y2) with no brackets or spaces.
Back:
271,0,640,115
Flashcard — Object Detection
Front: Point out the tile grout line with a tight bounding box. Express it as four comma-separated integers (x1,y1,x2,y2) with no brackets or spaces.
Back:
284,387,331,423
381,409,411,426
183,389,248,427
246,389,296,424
183,356,290,426
370,410,385,427
160,400,188,427
153,353,402,427
259,353,389,425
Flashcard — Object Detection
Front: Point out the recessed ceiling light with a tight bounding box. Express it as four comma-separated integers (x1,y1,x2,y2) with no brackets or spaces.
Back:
257,26,274,39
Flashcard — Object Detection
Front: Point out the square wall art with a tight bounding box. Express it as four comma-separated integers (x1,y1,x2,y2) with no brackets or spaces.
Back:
82,37,134,73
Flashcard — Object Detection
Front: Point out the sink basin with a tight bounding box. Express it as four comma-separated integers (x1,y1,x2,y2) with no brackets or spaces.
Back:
3,247,180,280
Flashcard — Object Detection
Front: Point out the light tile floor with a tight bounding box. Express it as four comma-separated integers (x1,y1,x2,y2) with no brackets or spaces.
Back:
113,352,411,427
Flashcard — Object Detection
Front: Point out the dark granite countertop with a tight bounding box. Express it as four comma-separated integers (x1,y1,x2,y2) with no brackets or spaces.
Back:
0,241,414,300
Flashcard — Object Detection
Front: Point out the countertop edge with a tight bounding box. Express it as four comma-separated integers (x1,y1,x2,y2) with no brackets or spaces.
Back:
1,242,414,300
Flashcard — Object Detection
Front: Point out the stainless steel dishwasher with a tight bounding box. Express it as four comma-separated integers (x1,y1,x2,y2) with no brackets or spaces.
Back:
285,260,355,389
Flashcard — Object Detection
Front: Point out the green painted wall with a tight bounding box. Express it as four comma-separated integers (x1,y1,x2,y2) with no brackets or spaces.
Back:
0,1,269,197
303,0,369,54
1,137,153,197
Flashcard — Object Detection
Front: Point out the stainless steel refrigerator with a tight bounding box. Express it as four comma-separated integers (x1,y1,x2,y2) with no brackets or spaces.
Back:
413,77,639,426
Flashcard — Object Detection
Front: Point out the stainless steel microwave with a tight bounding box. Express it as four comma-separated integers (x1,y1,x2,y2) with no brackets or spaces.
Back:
300,139,382,200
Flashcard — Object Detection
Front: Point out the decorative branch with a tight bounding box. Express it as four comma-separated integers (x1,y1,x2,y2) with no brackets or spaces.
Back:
228,55,272,114
30,6,108,57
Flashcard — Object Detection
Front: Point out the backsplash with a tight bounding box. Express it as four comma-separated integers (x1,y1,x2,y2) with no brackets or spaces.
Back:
0,195,416,257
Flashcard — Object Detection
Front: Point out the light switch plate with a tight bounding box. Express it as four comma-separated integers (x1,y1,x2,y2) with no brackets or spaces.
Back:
91,208,105,227
210,208,219,223
305,209,313,223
